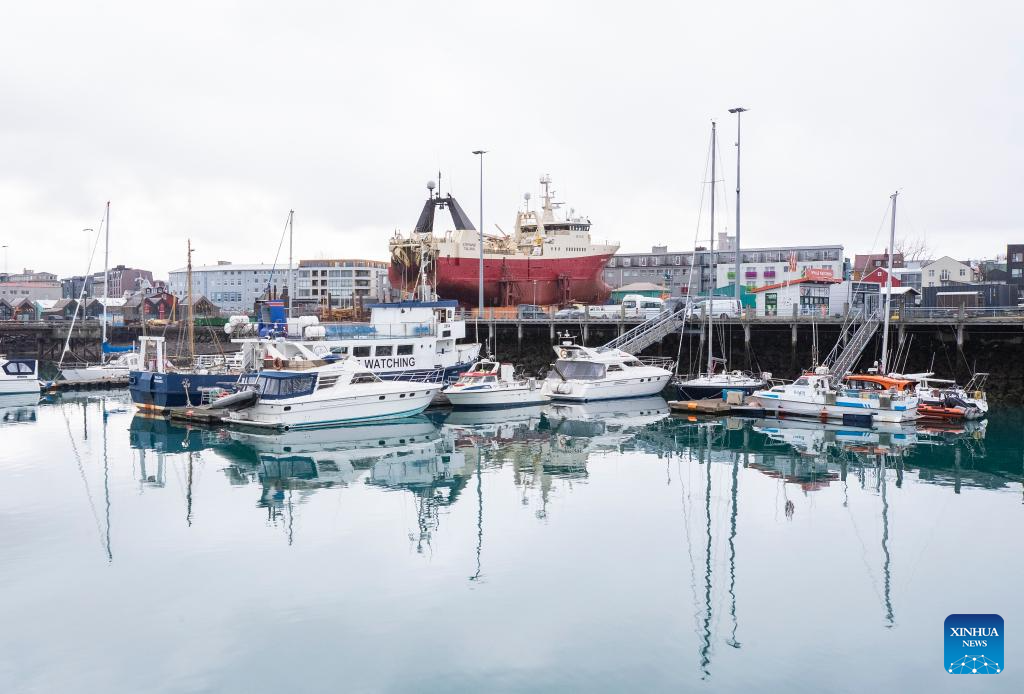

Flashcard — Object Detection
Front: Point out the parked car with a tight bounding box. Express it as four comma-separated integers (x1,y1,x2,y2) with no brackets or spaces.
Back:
686,298,741,319
588,294,667,319
517,304,548,319
554,305,587,319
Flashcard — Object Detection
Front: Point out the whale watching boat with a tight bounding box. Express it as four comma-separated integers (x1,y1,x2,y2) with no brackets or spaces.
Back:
223,353,441,431
442,359,549,408
389,175,618,306
543,334,672,401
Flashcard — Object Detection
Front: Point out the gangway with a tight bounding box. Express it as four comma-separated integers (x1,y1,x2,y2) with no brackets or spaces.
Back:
601,306,689,354
822,310,881,388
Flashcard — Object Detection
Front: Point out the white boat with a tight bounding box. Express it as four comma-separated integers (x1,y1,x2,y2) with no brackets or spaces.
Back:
751,366,919,423
226,353,441,431
542,336,672,401
0,356,42,395
58,203,137,383
898,372,989,416
229,300,481,386
442,359,549,408
60,351,141,383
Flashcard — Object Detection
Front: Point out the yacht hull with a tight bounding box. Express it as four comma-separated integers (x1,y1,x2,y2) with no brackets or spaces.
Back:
228,388,439,430
674,382,763,401
545,374,671,402
753,393,918,423
444,387,549,408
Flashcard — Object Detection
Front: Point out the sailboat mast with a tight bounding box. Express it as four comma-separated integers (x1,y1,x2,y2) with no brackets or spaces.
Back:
880,192,897,374
186,239,196,361
707,121,717,376
288,210,294,319
102,201,110,361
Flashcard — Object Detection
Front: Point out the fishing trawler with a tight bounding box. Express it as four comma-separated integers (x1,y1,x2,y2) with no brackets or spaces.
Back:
389,175,618,306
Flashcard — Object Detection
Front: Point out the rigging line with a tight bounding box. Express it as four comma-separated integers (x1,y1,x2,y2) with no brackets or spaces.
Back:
726,458,741,648
61,403,106,554
265,211,294,298
101,399,112,563
59,211,107,367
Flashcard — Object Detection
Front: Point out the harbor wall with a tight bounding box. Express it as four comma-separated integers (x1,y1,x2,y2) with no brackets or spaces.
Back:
477,323,1024,405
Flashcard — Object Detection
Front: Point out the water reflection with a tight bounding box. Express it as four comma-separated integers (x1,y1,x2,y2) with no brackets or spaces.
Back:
0,392,40,424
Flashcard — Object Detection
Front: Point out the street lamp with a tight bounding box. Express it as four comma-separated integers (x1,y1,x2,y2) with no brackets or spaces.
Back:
472,150,487,344
728,107,748,303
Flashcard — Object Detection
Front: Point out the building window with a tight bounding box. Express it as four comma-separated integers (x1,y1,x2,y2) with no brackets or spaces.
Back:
1012,252,1023,263
928,269,935,277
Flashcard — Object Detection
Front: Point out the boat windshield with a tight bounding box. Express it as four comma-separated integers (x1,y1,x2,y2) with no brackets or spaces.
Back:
549,360,606,380
257,373,317,399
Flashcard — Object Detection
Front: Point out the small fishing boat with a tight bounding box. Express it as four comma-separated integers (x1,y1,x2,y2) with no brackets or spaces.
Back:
442,359,548,408
542,335,672,401
752,368,919,423
224,356,441,431
0,356,42,395
898,372,988,418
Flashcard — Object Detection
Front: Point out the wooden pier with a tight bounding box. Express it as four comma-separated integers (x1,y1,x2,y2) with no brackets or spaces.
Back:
45,378,130,392
167,405,229,426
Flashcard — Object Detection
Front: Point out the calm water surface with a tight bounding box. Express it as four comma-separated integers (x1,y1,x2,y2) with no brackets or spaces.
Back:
1,391,1022,693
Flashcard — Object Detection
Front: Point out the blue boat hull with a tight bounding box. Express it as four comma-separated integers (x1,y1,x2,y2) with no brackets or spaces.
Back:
129,371,238,410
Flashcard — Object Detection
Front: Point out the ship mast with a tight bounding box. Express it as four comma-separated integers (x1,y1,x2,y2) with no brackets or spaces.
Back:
186,239,195,361
880,192,897,374
101,201,110,363
707,121,717,376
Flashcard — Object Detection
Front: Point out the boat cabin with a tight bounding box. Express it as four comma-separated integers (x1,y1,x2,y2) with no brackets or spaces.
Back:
843,374,915,393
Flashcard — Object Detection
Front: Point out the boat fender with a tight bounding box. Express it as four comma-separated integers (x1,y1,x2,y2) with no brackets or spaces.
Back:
273,357,285,370
559,349,568,358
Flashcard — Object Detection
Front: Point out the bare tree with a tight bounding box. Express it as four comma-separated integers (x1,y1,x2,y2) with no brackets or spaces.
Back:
894,235,932,263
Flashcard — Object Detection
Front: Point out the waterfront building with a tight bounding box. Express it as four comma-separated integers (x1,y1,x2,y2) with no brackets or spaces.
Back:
920,256,974,288
168,262,294,315
852,250,905,280
89,265,155,298
295,258,388,308
1007,244,1024,287
0,269,58,283
749,272,842,317
0,279,63,303
603,241,844,299
922,283,1013,308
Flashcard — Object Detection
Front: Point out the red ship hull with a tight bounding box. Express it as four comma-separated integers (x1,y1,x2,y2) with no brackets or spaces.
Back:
390,254,614,307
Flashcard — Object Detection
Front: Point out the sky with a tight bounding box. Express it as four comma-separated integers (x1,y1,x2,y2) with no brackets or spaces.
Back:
1,0,1021,278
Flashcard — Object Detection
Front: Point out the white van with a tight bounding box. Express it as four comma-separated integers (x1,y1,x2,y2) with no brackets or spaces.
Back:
686,298,741,319
589,294,666,319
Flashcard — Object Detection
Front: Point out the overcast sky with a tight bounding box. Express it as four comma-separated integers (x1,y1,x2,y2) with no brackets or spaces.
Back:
2,1,1020,278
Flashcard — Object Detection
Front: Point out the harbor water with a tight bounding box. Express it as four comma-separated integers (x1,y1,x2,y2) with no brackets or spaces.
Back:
1,391,1022,692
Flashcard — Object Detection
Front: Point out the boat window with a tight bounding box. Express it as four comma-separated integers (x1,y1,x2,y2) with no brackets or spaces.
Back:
548,359,606,380
484,376,497,383
607,364,623,372
353,346,371,357
3,360,34,375
317,376,340,390
623,360,641,367
793,377,810,386
375,345,393,356
330,346,348,355
397,344,413,355
257,374,316,399
351,372,377,384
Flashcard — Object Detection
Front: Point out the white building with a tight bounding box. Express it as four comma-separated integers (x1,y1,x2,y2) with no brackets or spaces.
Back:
920,256,974,288
296,258,389,307
168,262,295,315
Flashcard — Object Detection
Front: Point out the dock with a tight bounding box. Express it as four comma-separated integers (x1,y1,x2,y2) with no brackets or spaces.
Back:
668,398,736,414
45,378,129,392
167,405,229,426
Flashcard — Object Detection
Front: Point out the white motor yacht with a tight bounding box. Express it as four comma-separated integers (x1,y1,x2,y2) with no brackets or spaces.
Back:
0,356,42,395
442,359,548,408
224,354,441,431
751,367,919,423
542,337,672,401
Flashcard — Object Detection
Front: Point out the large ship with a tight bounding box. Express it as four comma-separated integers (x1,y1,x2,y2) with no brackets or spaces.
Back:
389,176,619,307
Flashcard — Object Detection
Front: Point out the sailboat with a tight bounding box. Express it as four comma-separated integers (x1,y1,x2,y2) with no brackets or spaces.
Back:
59,202,139,383
673,122,767,400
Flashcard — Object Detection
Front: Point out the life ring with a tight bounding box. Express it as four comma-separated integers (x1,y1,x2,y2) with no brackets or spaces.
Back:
273,357,285,370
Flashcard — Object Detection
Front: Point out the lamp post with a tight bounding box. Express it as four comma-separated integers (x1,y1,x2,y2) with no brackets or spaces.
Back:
472,150,487,343
728,107,748,303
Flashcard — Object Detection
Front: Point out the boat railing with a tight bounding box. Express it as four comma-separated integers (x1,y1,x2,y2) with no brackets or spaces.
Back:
638,356,676,370
312,321,437,340
390,368,451,385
